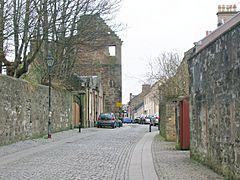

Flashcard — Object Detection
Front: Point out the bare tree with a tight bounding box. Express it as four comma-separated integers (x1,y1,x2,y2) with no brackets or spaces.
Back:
0,0,13,74
146,51,189,102
145,51,190,136
146,52,181,83
0,0,46,77
1,0,122,81
0,0,4,74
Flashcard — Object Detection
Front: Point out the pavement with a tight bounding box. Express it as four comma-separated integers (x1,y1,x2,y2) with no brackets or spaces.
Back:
130,126,225,180
129,130,158,180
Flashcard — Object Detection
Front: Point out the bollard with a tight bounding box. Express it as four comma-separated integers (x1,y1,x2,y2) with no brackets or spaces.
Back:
79,123,81,133
149,123,151,132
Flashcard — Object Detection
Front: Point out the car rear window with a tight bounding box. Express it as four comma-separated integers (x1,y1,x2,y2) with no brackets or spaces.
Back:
99,113,113,120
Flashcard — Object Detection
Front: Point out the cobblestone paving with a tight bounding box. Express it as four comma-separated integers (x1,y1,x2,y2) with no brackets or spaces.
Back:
0,125,227,180
0,125,148,180
152,135,225,180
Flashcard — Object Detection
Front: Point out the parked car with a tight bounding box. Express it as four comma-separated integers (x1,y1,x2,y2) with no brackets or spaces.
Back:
123,117,132,123
97,113,117,128
139,116,146,124
144,115,154,124
152,116,159,126
144,116,151,124
134,117,140,123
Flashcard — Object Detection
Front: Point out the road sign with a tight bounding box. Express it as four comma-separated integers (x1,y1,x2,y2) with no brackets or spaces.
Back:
116,102,122,107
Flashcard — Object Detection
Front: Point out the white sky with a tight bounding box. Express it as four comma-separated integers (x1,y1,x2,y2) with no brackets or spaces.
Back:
116,0,240,104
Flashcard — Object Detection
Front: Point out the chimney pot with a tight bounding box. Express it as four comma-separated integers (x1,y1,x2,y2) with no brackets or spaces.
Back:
218,5,221,12
217,4,238,27
206,31,212,36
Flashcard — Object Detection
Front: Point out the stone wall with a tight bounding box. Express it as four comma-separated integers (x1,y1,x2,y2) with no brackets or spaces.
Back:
188,24,240,179
0,75,72,146
158,51,190,142
159,102,176,141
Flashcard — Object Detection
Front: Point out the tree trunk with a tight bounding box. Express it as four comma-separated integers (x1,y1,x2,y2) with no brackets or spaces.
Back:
0,0,4,74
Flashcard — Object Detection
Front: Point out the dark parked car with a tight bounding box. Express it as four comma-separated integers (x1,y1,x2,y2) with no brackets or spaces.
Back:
97,113,117,128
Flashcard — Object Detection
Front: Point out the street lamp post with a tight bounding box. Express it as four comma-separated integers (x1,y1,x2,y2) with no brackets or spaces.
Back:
46,52,54,139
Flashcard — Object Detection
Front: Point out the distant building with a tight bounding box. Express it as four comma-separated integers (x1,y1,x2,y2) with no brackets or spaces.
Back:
128,84,151,120
144,82,160,117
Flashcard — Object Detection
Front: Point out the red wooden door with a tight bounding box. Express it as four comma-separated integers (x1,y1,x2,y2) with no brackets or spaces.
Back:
180,97,190,150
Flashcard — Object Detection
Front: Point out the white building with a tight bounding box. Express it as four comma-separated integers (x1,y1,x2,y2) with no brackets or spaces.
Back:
143,82,160,117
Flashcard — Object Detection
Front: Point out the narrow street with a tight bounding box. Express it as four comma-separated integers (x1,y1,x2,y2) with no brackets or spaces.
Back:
0,124,224,180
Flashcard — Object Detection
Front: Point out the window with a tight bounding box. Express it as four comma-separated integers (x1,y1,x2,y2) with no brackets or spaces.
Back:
108,46,116,56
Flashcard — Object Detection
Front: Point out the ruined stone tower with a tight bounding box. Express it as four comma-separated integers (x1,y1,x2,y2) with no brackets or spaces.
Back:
75,15,122,114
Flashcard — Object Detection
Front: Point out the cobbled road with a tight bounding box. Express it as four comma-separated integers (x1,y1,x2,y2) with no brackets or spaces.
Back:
0,124,147,180
0,124,225,180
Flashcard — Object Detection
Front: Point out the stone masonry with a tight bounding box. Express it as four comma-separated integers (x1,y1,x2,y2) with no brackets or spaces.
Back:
188,17,240,179
159,102,176,141
0,75,72,146
76,15,122,114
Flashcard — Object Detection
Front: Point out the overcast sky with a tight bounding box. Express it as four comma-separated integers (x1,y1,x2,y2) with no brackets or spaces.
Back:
116,0,240,104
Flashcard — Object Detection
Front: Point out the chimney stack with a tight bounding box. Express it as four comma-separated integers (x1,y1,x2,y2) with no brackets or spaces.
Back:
217,4,238,27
